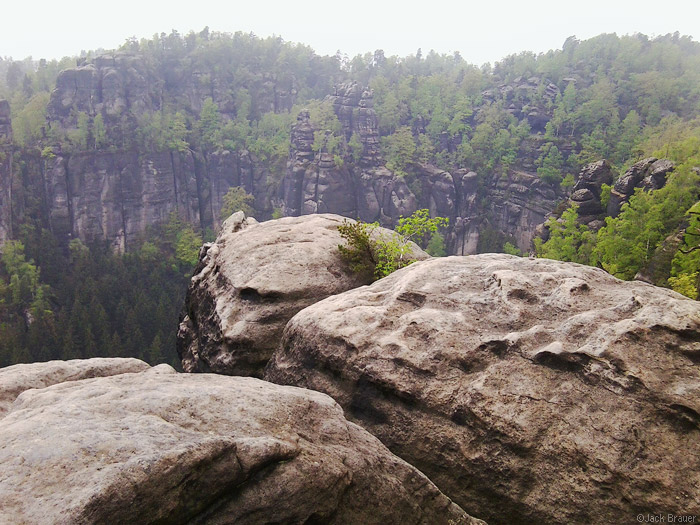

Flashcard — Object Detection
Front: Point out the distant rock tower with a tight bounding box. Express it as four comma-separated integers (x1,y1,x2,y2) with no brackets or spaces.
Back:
0,100,12,245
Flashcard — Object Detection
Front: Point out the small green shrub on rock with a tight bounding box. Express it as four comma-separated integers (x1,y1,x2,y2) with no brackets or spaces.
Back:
338,209,448,281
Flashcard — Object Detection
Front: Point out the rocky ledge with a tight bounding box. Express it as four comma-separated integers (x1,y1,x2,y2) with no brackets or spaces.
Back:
265,254,700,525
0,359,480,525
0,357,149,416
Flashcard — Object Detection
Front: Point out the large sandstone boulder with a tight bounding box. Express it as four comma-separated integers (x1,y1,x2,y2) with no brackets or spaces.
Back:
0,357,149,416
0,361,479,525
177,212,428,376
266,254,700,525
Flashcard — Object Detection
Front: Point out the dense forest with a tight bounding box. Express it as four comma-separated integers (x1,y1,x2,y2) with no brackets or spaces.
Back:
1,29,699,367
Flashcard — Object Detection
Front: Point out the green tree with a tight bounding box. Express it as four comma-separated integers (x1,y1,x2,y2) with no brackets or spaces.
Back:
167,112,189,152
198,97,222,151
11,92,49,147
382,126,416,177
535,206,595,264
503,242,522,256
596,154,700,279
426,232,447,257
613,110,642,165
220,186,255,220
175,225,203,269
93,113,107,149
537,143,565,185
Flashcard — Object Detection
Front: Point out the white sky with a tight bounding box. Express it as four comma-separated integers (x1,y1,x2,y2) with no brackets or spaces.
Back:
2,0,698,65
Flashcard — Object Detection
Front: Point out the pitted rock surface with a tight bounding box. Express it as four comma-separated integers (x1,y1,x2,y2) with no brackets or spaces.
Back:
177,212,428,376
266,254,700,525
0,363,478,525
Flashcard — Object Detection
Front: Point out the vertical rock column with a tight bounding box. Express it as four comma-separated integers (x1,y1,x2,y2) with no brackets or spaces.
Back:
0,100,13,245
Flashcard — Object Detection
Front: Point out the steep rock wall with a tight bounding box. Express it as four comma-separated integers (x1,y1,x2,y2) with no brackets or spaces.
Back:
0,101,12,244
7,55,563,254
280,83,560,254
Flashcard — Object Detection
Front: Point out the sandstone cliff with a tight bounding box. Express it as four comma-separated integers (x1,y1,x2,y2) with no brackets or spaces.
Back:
0,100,12,244
281,82,561,255
2,55,564,254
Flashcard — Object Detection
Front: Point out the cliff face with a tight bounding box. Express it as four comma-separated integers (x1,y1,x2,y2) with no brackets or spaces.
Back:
5,56,562,254
0,101,12,245
47,52,297,126
36,52,293,250
281,82,560,254
40,147,273,249
43,151,201,249
281,83,417,224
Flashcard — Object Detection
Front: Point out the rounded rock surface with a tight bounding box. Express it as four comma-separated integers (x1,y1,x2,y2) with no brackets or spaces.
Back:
177,212,428,376
0,357,149,417
266,254,700,525
0,363,479,525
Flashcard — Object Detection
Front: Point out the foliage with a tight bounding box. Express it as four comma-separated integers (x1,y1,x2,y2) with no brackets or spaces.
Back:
668,271,698,299
11,92,49,147
503,242,522,256
426,232,447,257
198,97,222,151
595,161,700,279
0,218,200,367
220,186,255,220
137,110,190,152
395,208,449,244
338,209,448,281
668,201,700,298
382,126,416,177
162,213,204,270
536,143,565,185
337,220,376,280
600,183,612,209
560,173,575,190
535,130,700,291
535,206,595,264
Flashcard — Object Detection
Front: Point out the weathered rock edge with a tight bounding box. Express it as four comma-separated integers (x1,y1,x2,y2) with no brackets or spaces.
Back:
0,362,481,525
177,212,428,377
266,254,700,525
0,357,149,417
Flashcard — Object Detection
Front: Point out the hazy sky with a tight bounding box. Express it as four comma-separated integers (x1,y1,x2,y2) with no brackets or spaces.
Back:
3,0,699,65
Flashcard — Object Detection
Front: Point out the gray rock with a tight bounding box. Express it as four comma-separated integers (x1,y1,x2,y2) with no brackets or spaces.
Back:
0,357,149,417
563,160,613,229
607,158,675,217
0,362,479,525
575,160,613,195
282,87,417,224
177,213,428,377
0,100,12,244
266,254,700,525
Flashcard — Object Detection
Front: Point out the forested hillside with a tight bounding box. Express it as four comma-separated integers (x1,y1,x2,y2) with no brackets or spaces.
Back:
0,30,699,366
